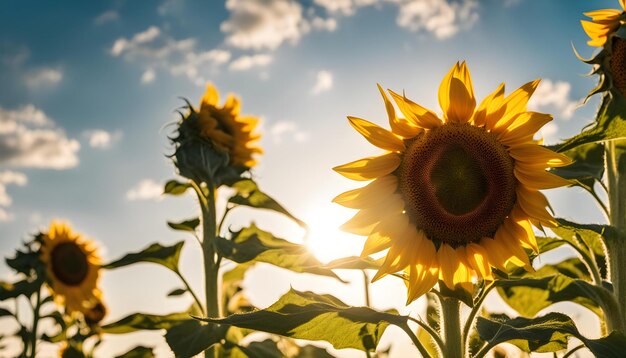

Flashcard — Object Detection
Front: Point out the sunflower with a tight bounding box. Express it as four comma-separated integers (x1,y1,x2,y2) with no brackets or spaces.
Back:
196,84,263,168
581,0,626,47
333,62,571,303
40,221,102,314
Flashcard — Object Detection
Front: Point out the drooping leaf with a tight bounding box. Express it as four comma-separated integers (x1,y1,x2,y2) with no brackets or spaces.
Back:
164,319,225,358
197,288,406,351
229,179,306,227
5,249,41,276
296,344,335,358
416,325,439,358
167,218,200,233
551,142,604,182
477,312,626,356
115,346,155,358
325,256,380,271
102,312,189,334
496,271,607,319
0,279,41,300
216,225,342,281
222,262,254,284
234,339,283,358
555,94,626,152
552,219,612,279
163,180,191,196
103,241,184,272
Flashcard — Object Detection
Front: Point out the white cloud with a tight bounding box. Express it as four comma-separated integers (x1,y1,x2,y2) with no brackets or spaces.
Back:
269,121,310,144
111,26,231,85
310,16,338,31
312,70,333,94
221,0,307,50
24,68,63,88
229,54,273,71
83,129,122,149
395,0,479,39
126,179,163,201
141,68,156,84
539,122,559,145
0,105,79,169
0,170,27,222
528,79,579,120
94,10,119,25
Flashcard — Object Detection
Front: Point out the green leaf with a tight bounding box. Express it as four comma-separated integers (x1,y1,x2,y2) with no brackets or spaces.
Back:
165,320,225,358
222,263,254,284
163,180,191,196
551,142,604,181
235,339,283,358
102,312,190,334
296,345,335,358
417,326,439,358
197,288,406,351
325,256,380,271
0,279,41,301
229,179,306,227
555,94,626,152
552,219,611,280
103,241,185,272
496,272,606,319
477,312,626,356
115,346,155,358
5,249,41,276
216,225,342,281
167,288,187,297
167,218,200,233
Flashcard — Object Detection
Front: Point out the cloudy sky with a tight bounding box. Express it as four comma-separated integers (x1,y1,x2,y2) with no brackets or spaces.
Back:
0,0,615,356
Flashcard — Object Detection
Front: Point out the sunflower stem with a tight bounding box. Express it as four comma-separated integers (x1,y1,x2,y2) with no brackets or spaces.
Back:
29,286,41,358
199,184,221,358
463,282,493,351
362,270,371,307
605,139,626,333
441,296,463,358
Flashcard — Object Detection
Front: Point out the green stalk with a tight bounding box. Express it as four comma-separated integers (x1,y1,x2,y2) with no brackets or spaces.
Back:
605,139,626,332
440,297,463,358
200,184,221,358
29,287,41,358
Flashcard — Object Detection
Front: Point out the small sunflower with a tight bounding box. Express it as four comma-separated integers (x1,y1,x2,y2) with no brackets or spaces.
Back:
581,0,626,47
333,62,571,303
40,221,102,314
197,84,263,168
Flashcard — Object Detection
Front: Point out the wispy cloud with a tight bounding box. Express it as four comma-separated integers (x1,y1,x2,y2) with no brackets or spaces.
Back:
83,129,123,149
0,171,27,222
94,10,119,25
24,68,63,89
0,105,80,169
395,0,479,39
528,79,579,120
229,54,273,71
269,121,310,144
126,179,163,201
312,70,333,94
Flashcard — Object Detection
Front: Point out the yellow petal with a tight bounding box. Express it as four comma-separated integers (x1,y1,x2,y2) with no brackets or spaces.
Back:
377,84,421,138
348,117,405,152
516,186,557,227
333,153,401,181
437,243,460,289
200,83,220,108
340,194,405,235
465,243,494,281
621,0,626,11
439,62,476,124
490,79,541,132
388,89,442,129
479,237,508,272
494,223,533,271
508,144,572,168
361,214,410,256
514,165,571,190
508,207,539,253
584,9,622,22
472,83,505,127
333,175,398,209
498,112,553,146
406,238,439,304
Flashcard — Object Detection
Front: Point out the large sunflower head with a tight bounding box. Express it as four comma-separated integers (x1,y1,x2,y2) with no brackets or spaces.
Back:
333,62,571,303
172,84,262,185
39,221,102,314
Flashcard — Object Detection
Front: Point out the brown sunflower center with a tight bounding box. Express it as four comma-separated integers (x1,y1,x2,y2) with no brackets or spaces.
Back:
610,37,626,96
399,123,516,246
50,242,89,286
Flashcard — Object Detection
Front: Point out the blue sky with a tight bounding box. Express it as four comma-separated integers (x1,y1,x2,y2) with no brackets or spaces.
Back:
0,0,617,356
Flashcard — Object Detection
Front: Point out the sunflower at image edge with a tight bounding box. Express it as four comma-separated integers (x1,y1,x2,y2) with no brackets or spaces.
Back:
40,221,102,313
333,62,572,303
196,84,263,168
581,0,626,47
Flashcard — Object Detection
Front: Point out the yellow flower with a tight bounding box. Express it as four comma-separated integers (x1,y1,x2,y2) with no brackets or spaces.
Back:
40,221,102,314
197,84,263,168
581,0,626,47
333,62,571,303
